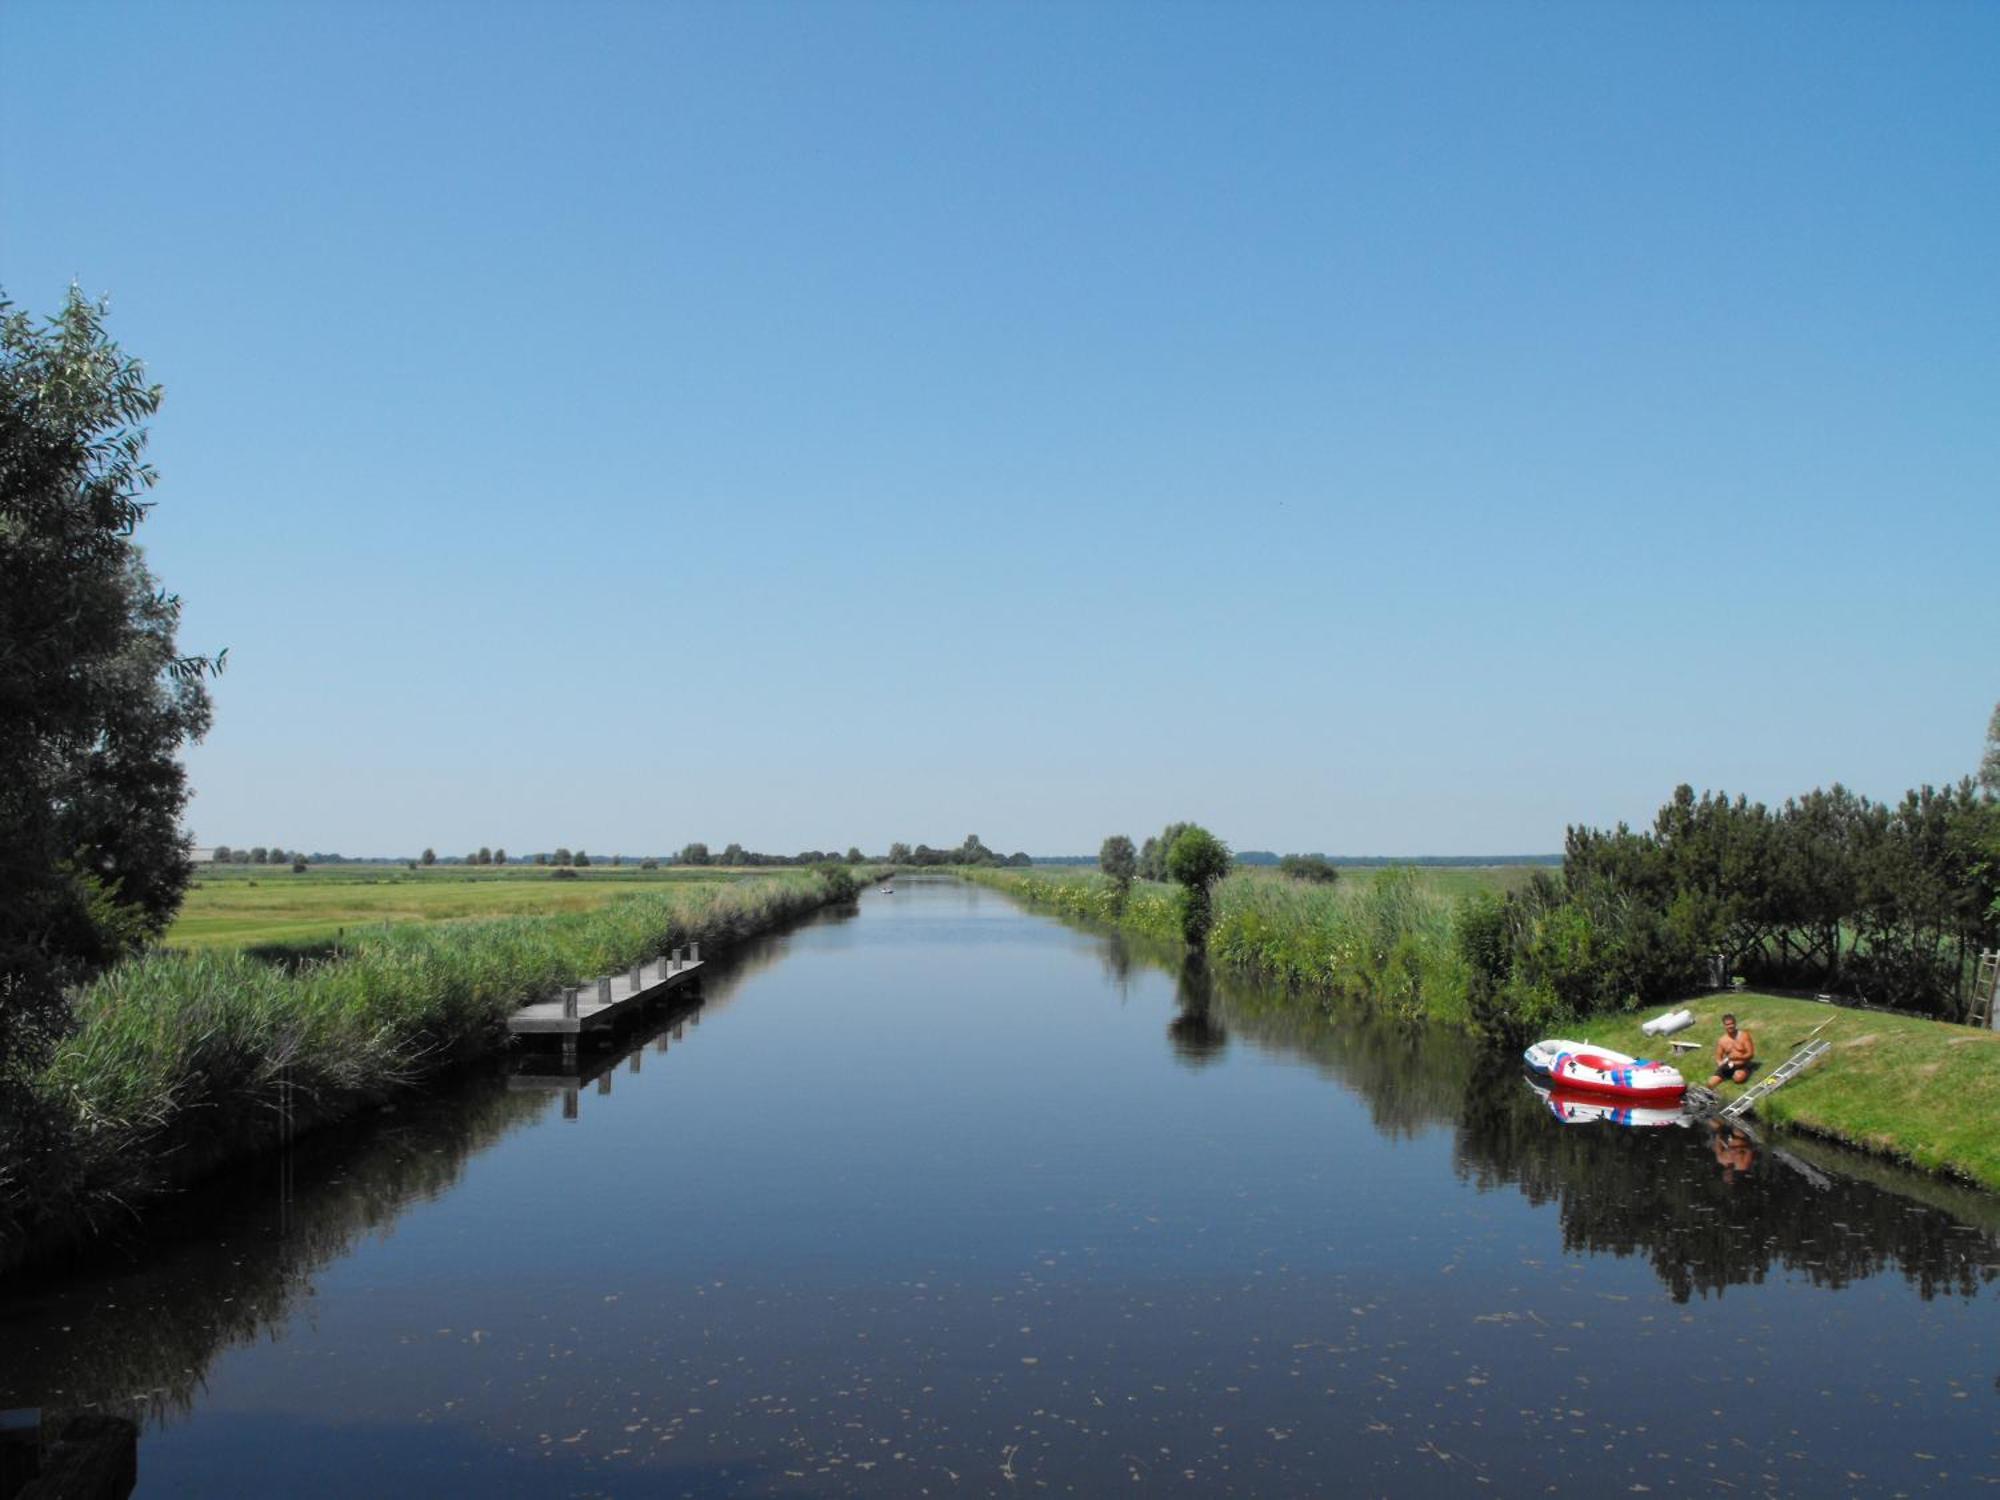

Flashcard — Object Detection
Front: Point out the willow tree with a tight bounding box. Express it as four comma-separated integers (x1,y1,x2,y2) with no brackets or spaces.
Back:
0,287,221,1067
1166,825,1232,949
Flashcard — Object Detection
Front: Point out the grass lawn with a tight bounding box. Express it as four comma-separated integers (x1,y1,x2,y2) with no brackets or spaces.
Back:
1590,993,2000,1191
171,863,755,949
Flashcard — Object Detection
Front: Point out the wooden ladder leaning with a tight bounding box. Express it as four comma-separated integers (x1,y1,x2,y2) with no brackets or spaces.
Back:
1970,949,1999,1031
1720,1038,1832,1122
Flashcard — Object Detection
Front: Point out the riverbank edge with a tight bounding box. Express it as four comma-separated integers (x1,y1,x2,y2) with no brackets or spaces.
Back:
1,868,877,1275
965,866,2000,1194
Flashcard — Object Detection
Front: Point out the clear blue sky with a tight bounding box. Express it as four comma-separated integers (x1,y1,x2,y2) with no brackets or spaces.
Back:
5,1,1995,857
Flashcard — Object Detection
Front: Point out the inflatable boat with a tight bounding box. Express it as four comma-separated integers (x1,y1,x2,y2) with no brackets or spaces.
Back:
1522,1038,1686,1104
1527,1079,1684,1128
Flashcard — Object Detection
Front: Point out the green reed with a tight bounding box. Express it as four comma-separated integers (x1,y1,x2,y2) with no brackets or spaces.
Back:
3,870,853,1261
969,866,1473,1026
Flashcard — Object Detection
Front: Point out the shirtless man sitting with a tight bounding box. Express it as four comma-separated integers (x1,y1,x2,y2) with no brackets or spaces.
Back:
1708,1013,1756,1087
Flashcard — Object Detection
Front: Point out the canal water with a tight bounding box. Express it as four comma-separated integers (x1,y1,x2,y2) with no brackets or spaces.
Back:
2,879,1995,1496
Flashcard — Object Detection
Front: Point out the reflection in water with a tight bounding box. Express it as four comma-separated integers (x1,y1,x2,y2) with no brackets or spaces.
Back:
0,885,1992,1498
1166,956,1228,1067
1167,933,1998,1305
0,911,831,1424
1708,1119,1757,1183
0,1073,552,1423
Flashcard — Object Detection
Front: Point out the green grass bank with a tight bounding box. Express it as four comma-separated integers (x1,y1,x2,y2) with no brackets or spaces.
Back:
1587,994,2000,1189
967,866,2000,1192
1,867,863,1269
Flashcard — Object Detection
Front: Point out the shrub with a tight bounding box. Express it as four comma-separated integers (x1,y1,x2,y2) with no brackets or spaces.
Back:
1278,854,1341,885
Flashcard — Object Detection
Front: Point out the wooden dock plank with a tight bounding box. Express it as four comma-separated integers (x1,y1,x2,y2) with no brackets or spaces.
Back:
506,956,705,1038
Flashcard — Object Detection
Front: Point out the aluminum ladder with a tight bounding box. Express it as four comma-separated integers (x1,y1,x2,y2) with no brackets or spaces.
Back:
1719,1038,1831,1122
1970,950,1999,1030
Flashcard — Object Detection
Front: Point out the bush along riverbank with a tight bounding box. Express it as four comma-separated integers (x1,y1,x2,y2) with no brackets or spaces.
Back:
0,866,864,1270
966,865,2000,1192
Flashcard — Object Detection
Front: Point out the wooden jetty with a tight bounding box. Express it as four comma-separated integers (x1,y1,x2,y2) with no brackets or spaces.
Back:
508,944,705,1063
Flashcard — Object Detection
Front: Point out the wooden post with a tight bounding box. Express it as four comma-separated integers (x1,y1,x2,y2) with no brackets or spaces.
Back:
596,1073,612,1096
562,987,578,1020
629,963,642,990
562,1085,579,1119
690,941,701,964
597,976,612,1005
628,1050,641,1074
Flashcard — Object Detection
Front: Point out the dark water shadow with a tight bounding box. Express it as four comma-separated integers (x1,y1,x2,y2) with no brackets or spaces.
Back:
0,900,866,1423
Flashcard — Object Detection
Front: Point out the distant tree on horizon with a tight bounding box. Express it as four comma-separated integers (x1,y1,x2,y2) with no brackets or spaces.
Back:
212,846,232,863
1100,834,1137,911
1279,853,1341,885
888,842,911,864
575,849,591,867
1138,822,1193,884
494,848,506,865
421,847,436,866
679,842,710,866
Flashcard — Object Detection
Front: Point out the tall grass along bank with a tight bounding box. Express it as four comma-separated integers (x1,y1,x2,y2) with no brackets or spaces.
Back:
968,867,1473,1027
967,866,2000,1191
1,867,861,1269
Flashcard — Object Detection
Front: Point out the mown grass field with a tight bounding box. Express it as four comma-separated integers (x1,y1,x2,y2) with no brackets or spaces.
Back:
172,863,767,949
1575,994,2000,1191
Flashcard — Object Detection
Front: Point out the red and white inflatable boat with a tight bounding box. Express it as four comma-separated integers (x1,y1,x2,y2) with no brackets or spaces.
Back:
1522,1038,1686,1105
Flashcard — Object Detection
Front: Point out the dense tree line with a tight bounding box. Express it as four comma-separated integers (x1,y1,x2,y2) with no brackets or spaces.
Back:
1461,766,2000,1033
683,843,883,868
884,835,1029,868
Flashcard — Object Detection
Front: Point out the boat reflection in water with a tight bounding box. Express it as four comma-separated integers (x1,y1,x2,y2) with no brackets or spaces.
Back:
1526,1077,1688,1128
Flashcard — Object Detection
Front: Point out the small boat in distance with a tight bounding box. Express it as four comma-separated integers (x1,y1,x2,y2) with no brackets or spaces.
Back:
1522,1039,1686,1104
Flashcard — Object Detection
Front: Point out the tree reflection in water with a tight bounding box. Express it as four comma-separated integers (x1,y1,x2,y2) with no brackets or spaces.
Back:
0,921,819,1425
1166,956,1228,1067
1183,950,1999,1304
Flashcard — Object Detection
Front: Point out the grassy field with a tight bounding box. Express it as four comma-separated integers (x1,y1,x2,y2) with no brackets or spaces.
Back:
1590,994,2000,1191
172,863,770,949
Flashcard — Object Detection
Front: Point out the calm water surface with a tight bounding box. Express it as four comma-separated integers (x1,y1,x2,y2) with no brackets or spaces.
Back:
3,880,1996,1496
